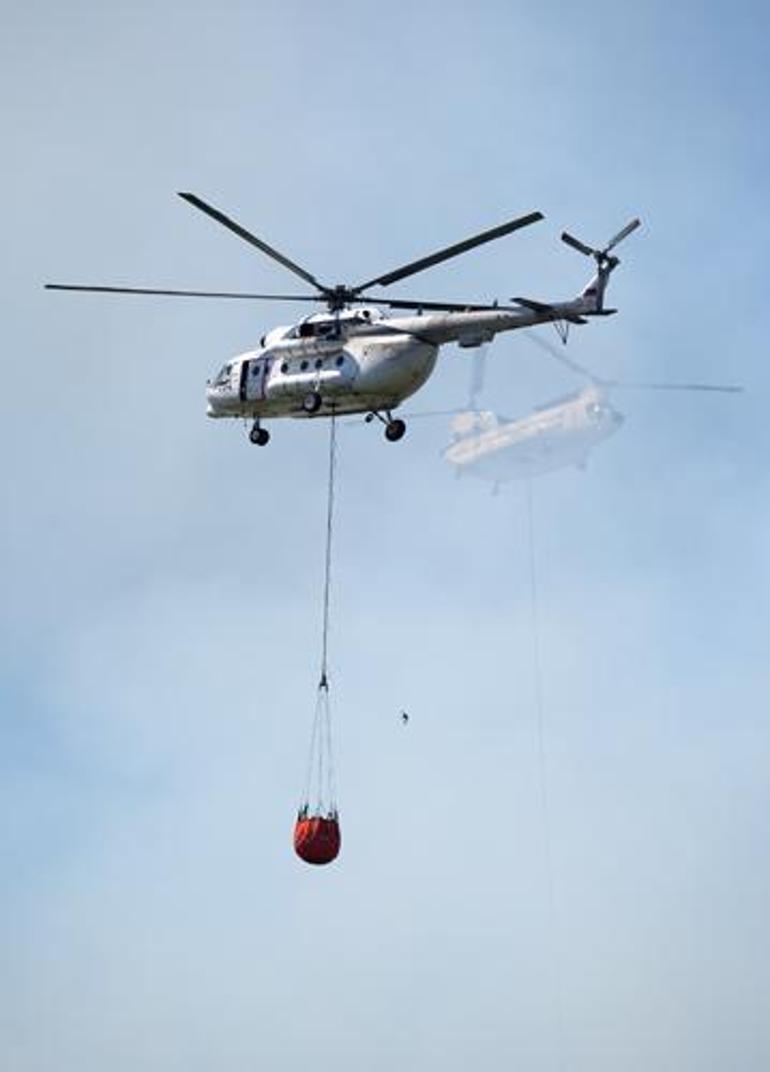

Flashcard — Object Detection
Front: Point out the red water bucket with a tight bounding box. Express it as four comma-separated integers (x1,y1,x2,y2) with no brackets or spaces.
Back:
293,813,341,866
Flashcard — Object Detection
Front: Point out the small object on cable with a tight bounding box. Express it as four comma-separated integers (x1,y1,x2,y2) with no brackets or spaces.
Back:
401,710,409,725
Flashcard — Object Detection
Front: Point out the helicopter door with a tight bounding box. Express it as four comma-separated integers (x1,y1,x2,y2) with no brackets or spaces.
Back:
244,357,269,402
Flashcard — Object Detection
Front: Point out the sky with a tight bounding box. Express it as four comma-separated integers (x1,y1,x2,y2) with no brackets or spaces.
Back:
2,1,769,1069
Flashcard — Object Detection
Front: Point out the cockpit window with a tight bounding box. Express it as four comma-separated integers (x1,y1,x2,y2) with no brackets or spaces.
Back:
296,319,339,339
214,363,232,386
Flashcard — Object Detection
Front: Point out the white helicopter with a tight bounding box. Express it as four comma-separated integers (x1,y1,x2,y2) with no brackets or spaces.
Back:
440,332,742,487
47,193,640,445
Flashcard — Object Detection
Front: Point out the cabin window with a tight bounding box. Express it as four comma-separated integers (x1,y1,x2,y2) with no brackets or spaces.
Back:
335,355,344,367
281,362,289,373
314,359,323,370
300,360,309,371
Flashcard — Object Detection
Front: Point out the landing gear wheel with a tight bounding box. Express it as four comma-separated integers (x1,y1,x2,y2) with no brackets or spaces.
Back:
385,418,406,443
302,391,323,415
249,424,270,446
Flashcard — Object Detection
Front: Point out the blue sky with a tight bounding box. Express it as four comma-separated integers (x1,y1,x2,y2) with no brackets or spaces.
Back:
2,2,770,1069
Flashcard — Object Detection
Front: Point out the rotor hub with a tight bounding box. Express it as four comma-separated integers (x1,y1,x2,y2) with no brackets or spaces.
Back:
325,285,355,312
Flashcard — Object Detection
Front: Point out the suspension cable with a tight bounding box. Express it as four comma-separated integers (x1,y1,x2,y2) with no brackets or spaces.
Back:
525,479,554,911
525,477,567,1070
319,410,338,689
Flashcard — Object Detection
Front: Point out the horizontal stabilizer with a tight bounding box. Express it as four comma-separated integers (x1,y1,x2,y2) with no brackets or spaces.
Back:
513,296,587,324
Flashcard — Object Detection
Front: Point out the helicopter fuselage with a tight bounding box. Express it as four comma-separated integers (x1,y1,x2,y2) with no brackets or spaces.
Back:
207,318,438,420
206,300,596,422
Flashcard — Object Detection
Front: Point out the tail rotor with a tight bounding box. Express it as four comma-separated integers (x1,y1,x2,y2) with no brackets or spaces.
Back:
562,218,641,267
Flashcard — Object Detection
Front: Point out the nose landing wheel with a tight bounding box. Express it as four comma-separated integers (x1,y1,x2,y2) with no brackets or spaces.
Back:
302,391,323,415
249,422,270,446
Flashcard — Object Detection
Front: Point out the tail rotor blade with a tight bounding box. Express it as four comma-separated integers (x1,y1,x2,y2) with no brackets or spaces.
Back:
605,218,641,253
561,231,595,257
562,218,641,260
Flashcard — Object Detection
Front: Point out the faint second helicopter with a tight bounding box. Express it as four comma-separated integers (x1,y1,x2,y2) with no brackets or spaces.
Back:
443,383,623,483
438,333,742,488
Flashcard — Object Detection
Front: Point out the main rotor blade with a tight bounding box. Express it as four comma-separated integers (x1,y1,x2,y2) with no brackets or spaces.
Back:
605,380,743,393
45,284,520,312
354,211,544,292
469,345,489,407
524,329,600,380
363,294,517,312
45,284,324,302
178,192,327,292
399,409,464,419
605,218,641,252
524,331,742,393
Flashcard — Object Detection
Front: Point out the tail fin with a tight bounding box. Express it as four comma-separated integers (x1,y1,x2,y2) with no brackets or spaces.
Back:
564,217,641,312
579,268,610,312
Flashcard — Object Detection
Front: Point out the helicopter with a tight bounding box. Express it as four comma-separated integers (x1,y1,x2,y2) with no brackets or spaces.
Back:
443,383,624,483
46,193,640,446
441,332,742,487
